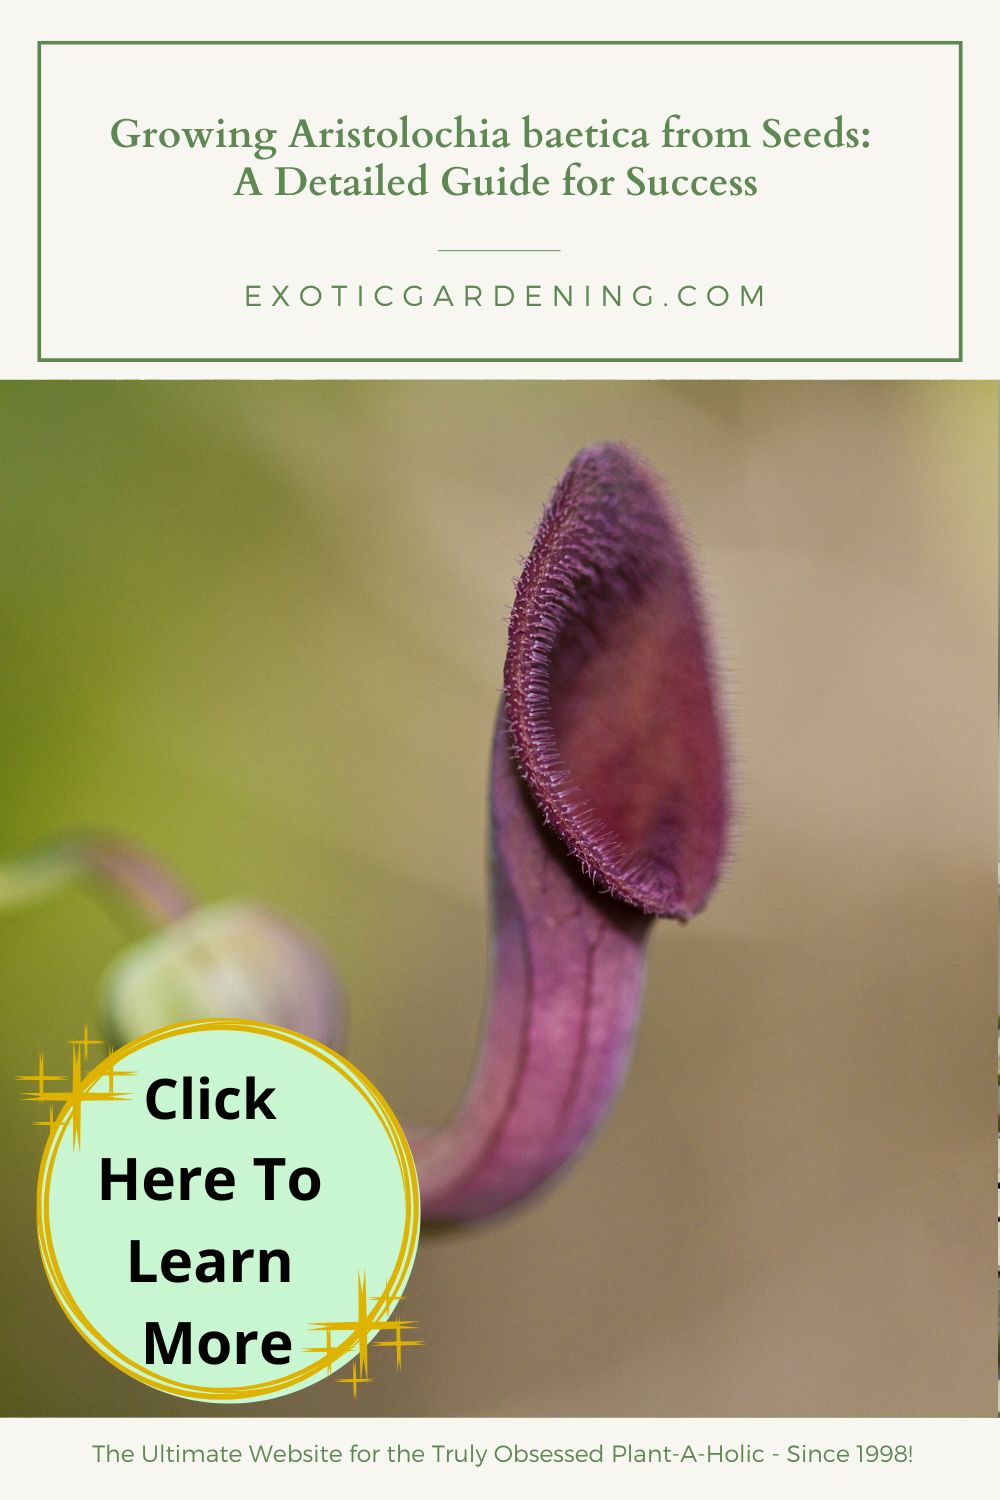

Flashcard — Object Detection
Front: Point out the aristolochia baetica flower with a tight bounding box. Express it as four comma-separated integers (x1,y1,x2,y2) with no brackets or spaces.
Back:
412,443,729,1219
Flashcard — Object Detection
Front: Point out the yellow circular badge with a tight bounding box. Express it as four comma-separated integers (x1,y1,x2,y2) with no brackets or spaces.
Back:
36,1021,420,1402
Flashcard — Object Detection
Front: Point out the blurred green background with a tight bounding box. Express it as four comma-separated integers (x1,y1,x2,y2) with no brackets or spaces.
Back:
0,380,995,1416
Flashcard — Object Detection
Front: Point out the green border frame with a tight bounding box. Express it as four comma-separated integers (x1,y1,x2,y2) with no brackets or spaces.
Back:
36,39,964,364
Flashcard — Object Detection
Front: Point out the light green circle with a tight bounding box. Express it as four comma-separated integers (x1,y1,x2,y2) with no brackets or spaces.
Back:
39,1023,419,1403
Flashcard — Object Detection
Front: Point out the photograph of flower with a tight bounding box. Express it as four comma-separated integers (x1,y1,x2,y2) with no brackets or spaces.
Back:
0,379,993,1416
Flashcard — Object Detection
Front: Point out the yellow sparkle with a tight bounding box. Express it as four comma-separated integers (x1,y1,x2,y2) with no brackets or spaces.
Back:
18,1037,131,1147
336,1361,372,1400
307,1273,422,1397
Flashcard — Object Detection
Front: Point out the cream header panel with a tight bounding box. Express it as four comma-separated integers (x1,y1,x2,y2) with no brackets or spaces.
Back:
37,40,960,366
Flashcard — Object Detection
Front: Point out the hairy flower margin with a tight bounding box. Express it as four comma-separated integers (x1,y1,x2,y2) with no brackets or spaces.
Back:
1,443,729,1225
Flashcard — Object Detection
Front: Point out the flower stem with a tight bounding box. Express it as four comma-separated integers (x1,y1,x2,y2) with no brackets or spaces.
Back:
412,713,652,1223
0,836,194,930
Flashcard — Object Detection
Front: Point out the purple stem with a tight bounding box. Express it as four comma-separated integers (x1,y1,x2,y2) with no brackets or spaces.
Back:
413,712,651,1222
72,837,195,925
0,836,194,929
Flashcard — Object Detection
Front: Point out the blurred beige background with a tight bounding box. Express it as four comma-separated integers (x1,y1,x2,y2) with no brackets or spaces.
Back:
0,380,995,1416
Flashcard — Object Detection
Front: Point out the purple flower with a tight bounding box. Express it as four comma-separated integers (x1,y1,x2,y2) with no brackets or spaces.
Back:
414,444,729,1220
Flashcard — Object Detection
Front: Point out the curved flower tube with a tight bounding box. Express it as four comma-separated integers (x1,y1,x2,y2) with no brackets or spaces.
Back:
414,444,729,1221
410,711,651,1221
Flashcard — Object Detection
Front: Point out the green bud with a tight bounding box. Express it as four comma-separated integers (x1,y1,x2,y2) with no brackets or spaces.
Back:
101,900,345,1050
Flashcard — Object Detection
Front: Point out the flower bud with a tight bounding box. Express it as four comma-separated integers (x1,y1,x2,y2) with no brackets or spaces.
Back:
101,900,345,1051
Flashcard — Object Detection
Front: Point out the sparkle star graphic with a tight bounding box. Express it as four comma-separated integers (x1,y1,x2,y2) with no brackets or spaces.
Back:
17,1026,131,1146
305,1272,422,1396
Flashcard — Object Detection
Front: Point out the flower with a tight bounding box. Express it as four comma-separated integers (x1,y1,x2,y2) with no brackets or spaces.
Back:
413,443,729,1220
